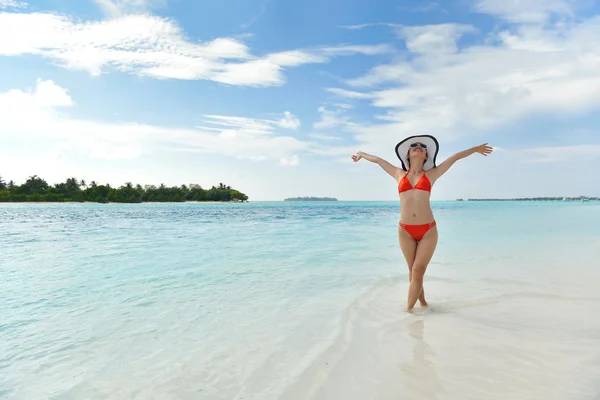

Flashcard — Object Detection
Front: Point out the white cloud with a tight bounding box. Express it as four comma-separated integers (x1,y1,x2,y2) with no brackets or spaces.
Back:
319,44,394,56
325,88,373,99
240,0,270,29
208,52,325,86
339,21,472,54
31,79,74,107
198,112,301,135
314,106,355,130
0,11,391,87
3,78,73,109
397,23,476,55
278,111,301,129
339,22,395,30
307,133,344,141
474,0,577,23
325,17,600,157
414,2,446,13
522,144,600,163
0,0,26,9
94,0,165,17
345,63,414,87
0,80,313,165
279,155,300,166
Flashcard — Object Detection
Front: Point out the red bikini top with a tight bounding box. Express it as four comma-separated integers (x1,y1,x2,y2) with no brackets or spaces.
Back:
398,172,431,193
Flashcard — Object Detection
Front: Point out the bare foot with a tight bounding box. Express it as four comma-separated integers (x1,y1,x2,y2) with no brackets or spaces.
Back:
420,300,428,307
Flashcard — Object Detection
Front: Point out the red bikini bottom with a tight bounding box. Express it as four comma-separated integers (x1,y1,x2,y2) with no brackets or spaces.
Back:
399,221,436,241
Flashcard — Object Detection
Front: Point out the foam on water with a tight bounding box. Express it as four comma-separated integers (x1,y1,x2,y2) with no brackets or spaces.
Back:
1,201,600,399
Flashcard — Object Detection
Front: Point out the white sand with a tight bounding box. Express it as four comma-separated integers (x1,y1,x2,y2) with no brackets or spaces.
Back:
277,278,600,400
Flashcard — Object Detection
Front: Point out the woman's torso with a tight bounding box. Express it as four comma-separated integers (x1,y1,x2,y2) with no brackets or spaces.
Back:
398,171,435,224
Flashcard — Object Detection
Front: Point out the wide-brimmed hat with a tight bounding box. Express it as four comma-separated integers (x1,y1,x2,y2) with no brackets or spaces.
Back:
395,135,439,171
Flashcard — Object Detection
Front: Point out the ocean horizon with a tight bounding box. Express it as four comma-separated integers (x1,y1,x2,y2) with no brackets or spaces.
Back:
2,200,600,399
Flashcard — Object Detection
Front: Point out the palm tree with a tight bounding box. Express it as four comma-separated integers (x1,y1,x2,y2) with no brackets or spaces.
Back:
80,179,87,189
25,175,49,192
0,175,6,190
66,177,80,192
8,180,15,190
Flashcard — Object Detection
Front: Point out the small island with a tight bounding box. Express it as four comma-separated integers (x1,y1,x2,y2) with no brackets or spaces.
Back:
0,175,249,203
284,197,338,201
465,196,598,201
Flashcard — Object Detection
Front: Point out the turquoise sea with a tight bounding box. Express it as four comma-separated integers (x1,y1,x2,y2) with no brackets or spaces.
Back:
2,201,600,399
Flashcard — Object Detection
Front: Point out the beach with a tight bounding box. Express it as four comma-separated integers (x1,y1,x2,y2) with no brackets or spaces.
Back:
1,201,599,399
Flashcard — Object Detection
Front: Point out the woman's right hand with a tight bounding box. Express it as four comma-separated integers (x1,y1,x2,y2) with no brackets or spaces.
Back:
351,151,364,162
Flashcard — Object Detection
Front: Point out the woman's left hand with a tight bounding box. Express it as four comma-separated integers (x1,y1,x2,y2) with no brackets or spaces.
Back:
475,143,493,156
351,151,364,162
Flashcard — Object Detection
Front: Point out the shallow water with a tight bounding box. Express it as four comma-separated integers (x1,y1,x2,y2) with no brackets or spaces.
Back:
1,201,599,399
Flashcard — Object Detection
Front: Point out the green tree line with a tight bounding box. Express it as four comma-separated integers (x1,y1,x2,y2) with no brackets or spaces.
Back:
0,175,249,203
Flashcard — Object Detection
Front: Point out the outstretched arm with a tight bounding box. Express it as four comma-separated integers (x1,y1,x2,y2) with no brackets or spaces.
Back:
428,143,493,182
352,151,403,181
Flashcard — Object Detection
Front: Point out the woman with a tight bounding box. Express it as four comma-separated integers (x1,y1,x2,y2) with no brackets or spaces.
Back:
351,135,493,312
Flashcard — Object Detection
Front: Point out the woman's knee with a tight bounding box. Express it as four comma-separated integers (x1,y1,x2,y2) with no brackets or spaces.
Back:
410,266,425,283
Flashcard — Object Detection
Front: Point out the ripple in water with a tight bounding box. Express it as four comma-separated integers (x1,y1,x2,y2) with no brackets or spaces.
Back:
1,201,600,399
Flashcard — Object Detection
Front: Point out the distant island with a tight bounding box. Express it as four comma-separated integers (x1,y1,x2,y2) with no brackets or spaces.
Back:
0,175,249,203
284,197,338,201
462,196,598,202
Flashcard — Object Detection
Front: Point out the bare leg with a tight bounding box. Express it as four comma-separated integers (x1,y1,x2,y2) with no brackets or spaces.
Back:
398,226,427,306
406,227,438,312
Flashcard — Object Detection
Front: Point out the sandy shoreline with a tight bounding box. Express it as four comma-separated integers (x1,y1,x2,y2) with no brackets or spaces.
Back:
3,201,599,400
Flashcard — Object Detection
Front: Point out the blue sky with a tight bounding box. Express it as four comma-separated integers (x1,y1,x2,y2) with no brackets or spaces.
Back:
1,0,600,200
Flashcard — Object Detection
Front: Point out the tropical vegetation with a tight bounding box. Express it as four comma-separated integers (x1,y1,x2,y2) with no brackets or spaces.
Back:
0,175,248,203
